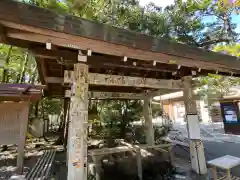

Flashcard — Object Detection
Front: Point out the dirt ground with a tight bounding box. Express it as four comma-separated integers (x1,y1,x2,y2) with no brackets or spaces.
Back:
0,138,61,179
0,138,218,180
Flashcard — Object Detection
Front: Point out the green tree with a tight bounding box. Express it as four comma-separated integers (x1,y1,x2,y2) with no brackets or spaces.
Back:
197,43,240,104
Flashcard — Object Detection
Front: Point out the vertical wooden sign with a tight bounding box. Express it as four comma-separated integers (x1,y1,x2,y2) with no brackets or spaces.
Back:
66,63,89,180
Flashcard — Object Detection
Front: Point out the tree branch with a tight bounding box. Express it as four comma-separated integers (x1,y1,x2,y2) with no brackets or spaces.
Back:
198,38,231,47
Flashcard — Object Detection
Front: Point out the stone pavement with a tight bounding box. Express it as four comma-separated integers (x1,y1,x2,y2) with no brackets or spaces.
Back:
170,122,240,144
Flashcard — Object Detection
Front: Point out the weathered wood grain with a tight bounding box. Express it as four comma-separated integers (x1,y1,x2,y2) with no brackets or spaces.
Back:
63,71,183,89
67,63,88,180
4,26,240,74
0,0,239,74
65,90,144,99
183,76,207,175
143,98,154,145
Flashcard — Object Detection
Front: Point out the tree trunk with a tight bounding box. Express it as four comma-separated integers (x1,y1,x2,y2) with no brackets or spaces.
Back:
17,52,29,83
55,99,69,145
120,100,129,138
34,101,39,117
29,65,38,84
2,46,12,83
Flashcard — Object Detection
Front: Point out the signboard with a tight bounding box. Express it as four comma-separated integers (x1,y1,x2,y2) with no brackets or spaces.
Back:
187,114,201,140
221,102,240,123
0,102,26,144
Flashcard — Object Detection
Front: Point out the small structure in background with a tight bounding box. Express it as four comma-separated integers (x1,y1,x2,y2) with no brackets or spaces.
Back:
0,84,43,174
153,91,211,124
219,96,240,135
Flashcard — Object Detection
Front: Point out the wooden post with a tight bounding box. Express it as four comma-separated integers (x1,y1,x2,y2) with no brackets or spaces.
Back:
226,169,231,180
64,98,70,149
66,63,89,180
136,148,142,180
212,166,217,180
143,97,154,145
92,156,101,180
17,101,30,174
183,76,207,175
168,146,174,164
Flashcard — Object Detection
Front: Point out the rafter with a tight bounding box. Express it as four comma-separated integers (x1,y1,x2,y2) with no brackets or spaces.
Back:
0,24,7,43
4,27,239,74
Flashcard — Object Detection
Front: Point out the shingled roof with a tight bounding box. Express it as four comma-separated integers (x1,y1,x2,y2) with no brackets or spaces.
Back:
0,84,44,101
0,0,239,97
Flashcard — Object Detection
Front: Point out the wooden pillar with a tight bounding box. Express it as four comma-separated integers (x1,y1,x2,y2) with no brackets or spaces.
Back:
92,156,101,180
211,166,217,180
183,76,207,175
17,101,30,174
66,63,89,180
136,148,142,180
63,98,70,149
143,97,154,145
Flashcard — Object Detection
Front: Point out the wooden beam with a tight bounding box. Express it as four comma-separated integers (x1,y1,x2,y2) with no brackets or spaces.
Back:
45,76,63,84
4,27,239,74
89,91,144,99
0,24,7,43
63,72,183,89
32,48,78,62
88,73,182,89
147,89,179,97
0,0,239,74
26,47,210,78
88,143,172,156
65,90,144,99
32,49,177,73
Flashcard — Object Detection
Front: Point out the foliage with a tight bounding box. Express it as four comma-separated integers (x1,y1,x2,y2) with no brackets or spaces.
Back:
197,43,240,99
89,100,143,139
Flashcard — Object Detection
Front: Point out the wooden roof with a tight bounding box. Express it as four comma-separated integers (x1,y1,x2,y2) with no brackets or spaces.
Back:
0,84,43,102
0,0,240,97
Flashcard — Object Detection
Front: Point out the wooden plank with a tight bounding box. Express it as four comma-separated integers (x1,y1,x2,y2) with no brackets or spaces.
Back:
63,71,183,89
88,143,172,156
3,26,240,74
0,0,239,73
66,90,144,99
218,175,227,180
89,146,136,156
88,73,182,89
87,73,182,89
89,91,144,99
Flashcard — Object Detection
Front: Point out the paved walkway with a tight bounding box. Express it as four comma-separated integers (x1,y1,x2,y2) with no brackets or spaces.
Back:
170,123,240,144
